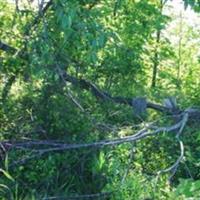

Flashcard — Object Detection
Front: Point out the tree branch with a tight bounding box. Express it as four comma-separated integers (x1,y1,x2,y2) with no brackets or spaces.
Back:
1,117,185,167
24,0,53,35
0,41,17,54
58,70,172,113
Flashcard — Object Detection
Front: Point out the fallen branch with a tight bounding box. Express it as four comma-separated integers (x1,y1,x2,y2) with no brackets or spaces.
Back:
1,116,186,167
4,120,183,152
58,69,176,114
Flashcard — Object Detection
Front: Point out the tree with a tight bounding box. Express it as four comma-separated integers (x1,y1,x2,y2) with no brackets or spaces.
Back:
1,0,200,199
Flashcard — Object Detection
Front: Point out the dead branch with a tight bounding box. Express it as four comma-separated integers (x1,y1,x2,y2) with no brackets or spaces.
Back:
61,72,174,113
157,140,184,175
4,119,183,152
61,71,200,121
1,115,187,168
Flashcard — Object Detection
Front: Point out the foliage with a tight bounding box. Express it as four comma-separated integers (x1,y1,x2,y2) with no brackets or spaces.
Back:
0,0,200,199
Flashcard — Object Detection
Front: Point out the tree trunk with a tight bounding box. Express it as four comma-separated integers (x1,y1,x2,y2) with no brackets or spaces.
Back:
177,11,183,87
151,0,165,88
151,29,161,88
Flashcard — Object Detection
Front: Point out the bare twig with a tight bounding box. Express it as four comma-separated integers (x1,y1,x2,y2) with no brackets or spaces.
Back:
157,140,184,175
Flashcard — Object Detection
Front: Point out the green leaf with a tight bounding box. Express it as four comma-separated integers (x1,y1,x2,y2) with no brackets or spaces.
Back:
4,154,8,171
0,169,14,182
0,184,10,191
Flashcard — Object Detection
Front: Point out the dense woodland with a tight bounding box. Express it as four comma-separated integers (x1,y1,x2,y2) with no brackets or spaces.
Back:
0,0,200,199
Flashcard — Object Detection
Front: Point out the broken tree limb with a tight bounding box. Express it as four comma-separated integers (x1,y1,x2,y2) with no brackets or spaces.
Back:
1,115,187,168
61,72,173,113
132,97,147,116
58,66,170,114
58,70,200,121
